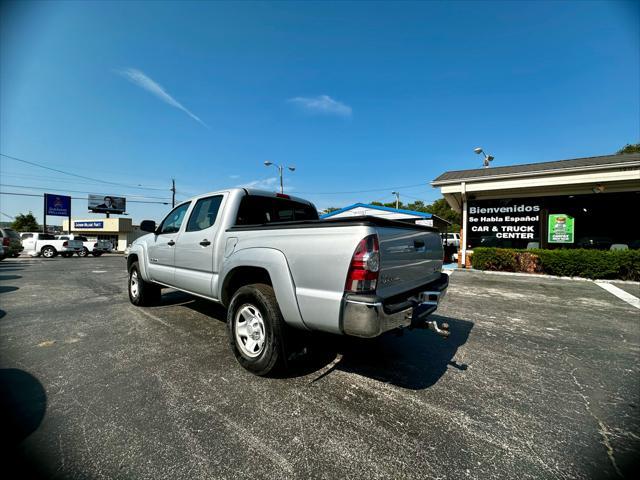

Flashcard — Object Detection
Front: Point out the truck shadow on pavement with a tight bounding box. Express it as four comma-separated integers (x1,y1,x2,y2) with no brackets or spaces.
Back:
289,315,474,390
334,315,473,390
158,291,473,390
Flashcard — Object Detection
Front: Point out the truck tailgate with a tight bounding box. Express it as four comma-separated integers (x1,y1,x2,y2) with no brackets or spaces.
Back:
376,226,443,299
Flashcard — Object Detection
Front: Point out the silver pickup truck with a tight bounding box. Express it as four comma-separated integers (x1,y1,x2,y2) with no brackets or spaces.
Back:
126,188,449,375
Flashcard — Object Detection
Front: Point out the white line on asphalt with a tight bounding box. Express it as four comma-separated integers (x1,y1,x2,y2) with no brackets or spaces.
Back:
595,282,640,310
91,270,107,273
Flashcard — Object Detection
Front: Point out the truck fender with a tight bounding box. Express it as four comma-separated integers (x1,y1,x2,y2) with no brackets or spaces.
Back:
127,244,151,282
218,247,308,331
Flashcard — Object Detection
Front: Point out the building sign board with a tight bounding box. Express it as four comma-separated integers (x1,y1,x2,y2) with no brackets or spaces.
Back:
74,221,104,229
548,214,575,243
468,200,541,247
88,194,126,214
415,219,434,227
45,194,71,217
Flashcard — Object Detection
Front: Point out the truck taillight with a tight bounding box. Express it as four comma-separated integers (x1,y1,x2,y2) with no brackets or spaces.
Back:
63,241,68,247
345,234,380,294
2,237,9,246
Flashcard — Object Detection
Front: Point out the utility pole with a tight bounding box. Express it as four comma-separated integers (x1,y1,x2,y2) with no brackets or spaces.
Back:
392,191,400,209
171,179,176,207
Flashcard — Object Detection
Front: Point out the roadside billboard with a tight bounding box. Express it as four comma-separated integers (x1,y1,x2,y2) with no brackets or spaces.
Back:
45,194,71,217
88,194,126,214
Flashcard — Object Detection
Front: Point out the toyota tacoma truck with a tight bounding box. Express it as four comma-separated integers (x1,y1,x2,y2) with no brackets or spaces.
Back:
126,188,449,375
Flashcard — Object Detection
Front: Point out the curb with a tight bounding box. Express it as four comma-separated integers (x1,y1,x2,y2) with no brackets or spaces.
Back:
451,268,640,286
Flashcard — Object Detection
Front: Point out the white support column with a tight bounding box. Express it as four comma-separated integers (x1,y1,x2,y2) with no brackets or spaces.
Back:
460,182,468,267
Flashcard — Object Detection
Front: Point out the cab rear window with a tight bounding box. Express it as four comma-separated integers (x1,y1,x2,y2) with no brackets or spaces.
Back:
235,196,318,225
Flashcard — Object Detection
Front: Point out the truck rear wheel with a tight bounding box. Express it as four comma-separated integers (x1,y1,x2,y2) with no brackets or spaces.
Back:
78,247,89,257
128,261,161,306
227,284,286,376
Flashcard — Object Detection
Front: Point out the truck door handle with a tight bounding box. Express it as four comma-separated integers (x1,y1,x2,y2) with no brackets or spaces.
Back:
199,239,211,247
167,240,176,246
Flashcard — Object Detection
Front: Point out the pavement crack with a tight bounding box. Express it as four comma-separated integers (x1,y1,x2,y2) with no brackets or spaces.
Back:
568,367,623,478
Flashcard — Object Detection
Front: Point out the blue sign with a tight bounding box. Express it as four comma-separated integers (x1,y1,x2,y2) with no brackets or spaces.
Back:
45,194,71,217
74,221,104,229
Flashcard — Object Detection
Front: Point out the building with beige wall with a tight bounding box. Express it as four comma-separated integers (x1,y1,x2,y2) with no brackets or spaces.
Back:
62,217,145,251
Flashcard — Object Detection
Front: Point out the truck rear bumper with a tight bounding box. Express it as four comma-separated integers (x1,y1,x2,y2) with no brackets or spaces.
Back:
341,273,449,338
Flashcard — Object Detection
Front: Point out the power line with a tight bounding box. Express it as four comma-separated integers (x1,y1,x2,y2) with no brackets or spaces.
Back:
1,211,15,220
0,183,171,201
0,153,167,191
0,191,170,205
298,182,428,195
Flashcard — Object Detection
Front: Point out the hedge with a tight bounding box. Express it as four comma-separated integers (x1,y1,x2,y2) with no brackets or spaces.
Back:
470,247,640,281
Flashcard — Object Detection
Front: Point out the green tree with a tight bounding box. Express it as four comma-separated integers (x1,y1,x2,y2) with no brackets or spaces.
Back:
322,207,340,214
367,197,461,230
11,212,40,232
617,143,640,154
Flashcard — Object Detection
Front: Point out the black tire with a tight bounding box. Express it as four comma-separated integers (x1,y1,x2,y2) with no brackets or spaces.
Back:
92,252,103,257
41,246,57,258
128,261,161,306
227,284,287,376
78,247,89,257
11,253,20,258
61,253,71,258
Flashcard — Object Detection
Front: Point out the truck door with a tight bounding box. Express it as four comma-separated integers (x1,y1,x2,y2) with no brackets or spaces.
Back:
173,194,225,298
147,202,191,285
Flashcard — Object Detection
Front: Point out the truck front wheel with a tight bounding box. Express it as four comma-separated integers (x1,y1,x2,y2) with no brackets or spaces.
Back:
41,246,57,258
227,284,286,376
128,261,161,306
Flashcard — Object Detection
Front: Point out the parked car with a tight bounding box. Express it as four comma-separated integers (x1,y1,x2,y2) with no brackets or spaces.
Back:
56,234,112,257
21,232,83,258
1,227,24,258
442,232,460,247
126,188,449,376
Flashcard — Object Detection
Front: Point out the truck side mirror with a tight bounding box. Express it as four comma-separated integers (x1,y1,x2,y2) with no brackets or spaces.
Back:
140,220,157,233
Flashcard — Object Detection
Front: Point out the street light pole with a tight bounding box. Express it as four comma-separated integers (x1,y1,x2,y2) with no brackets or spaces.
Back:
392,191,400,209
264,161,295,194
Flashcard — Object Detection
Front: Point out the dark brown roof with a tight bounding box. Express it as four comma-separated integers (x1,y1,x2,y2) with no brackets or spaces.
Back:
432,153,640,184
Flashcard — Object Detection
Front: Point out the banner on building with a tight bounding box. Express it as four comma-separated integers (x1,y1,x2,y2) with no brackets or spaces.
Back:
88,194,126,214
45,194,71,217
548,214,575,243
467,200,541,247
74,221,104,229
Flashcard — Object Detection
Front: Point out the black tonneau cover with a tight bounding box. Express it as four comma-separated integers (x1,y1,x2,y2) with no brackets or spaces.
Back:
227,215,438,233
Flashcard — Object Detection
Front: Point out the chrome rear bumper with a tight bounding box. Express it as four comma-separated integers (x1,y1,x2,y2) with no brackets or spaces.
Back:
341,273,449,338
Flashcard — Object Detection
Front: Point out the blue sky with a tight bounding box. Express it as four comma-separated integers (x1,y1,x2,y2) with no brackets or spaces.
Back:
1,0,638,224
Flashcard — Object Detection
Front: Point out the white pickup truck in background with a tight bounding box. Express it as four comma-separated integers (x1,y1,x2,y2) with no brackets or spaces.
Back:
21,232,83,258
57,234,112,257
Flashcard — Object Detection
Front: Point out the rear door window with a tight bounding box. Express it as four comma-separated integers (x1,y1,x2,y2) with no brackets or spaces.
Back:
235,196,318,225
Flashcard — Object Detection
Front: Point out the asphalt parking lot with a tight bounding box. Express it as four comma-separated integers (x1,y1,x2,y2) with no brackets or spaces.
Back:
1,255,638,479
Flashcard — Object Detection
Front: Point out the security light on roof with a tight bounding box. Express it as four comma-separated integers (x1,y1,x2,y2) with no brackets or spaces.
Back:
264,161,273,166
474,147,483,154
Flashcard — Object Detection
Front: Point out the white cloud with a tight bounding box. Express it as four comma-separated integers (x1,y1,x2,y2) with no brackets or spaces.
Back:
116,67,208,127
288,95,352,117
237,177,279,190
